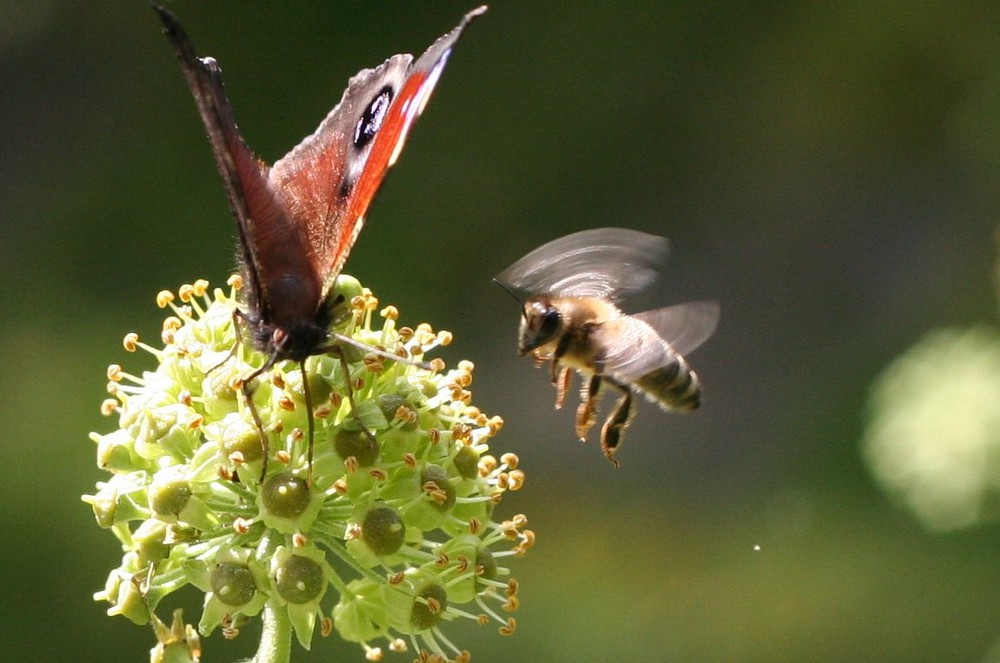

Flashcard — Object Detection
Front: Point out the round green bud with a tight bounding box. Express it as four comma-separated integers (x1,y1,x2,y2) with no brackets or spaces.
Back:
335,428,379,467
421,464,456,512
220,418,262,463
260,472,311,520
361,505,406,556
376,393,406,419
202,366,238,402
149,476,192,518
274,554,324,604
411,583,448,630
285,369,333,407
476,546,498,583
133,519,170,567
452,445,480,480
210,562,257,607
331,274,364,303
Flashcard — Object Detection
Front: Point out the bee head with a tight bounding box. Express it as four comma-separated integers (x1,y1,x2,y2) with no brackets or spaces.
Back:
519,297,562,355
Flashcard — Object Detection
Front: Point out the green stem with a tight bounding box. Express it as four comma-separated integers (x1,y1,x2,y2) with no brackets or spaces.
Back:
255,601,292,663
254,532,291,663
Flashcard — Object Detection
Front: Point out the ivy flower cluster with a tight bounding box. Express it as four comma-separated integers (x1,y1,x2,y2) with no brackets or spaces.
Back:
85,276,533,662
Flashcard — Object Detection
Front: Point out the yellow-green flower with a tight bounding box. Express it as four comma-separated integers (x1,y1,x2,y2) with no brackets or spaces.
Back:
84,276,534,662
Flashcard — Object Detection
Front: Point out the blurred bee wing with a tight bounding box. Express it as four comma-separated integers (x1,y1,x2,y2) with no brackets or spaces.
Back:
594,301,718,382
594,319,673,381
633,300,720,357
496,227,669,301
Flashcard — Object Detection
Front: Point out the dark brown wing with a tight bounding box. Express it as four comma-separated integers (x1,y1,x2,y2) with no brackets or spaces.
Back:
152,5,315,326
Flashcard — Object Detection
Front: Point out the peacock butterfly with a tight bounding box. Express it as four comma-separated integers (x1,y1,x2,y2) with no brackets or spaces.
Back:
152,4,485,479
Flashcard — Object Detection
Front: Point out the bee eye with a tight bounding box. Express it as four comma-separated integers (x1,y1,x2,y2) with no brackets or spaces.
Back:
520,300,561,354
537,307,561,342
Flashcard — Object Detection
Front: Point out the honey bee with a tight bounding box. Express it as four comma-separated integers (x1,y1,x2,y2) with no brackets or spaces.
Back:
495,227,718,467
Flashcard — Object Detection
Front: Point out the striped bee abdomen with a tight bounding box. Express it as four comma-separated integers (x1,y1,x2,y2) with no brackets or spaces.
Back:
635,352,702,412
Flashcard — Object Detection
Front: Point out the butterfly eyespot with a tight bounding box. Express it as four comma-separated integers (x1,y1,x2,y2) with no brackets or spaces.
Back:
353,86,394,150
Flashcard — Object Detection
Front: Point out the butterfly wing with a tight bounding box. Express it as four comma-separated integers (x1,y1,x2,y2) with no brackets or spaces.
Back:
268,6,487,295
156,6,484,328
496,227,670,302
153,5,317,326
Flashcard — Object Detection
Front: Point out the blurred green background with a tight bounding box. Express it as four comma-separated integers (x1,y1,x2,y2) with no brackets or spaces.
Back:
3,1,1000,661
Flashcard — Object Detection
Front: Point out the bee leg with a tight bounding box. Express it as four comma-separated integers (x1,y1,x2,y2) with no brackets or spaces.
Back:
575,374,602,441
553,365,571,410
600,380,633,468
550,331,574,408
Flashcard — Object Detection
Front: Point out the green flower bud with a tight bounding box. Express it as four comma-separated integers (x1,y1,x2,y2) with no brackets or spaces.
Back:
93,429,147,472
149,472,192,519
200,364,240,419
452,443,481,480
331,274,364,305
133,519,170,567
334,428,379,467
214,413,263,464
361,504,406,556
421,464,457,512
411,583,448,630
476,545,499,583
149,609,201,663
384,570,450,635
210,562,257,607
286,368,334,408
98,569,150,626
83,475,148,528
259,472,321,533
260,472,310,520
274,553,324,605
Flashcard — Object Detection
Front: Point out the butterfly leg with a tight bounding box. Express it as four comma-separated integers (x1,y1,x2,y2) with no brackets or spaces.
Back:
576,374,602,442
298,360,317,487
204,309,245,375
599,378,634,468
212,309,275,482
239,361,274,482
